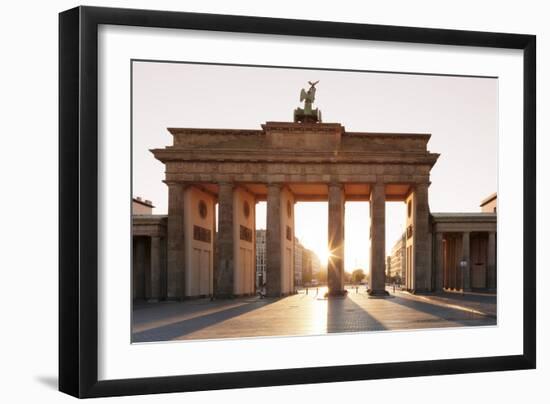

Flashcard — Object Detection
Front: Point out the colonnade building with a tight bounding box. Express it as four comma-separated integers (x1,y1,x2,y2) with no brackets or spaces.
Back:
388,233,407,283
132,198,167,301
255,230,312,289
431,212,496,291
386,196,497,291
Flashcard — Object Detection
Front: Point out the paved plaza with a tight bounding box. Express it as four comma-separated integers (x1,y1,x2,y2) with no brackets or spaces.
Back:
132,286,496,343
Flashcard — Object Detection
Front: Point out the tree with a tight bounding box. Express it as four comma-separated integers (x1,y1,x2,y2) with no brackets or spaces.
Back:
344,271,352,283
351,268,366,284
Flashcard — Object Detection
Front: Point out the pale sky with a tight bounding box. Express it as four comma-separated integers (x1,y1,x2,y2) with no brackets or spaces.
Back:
132,61,497,271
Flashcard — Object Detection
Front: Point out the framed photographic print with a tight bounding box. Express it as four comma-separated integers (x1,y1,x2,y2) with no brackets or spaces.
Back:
59,6,536,398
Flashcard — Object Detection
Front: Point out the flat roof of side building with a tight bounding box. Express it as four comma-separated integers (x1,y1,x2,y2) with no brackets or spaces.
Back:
132,197,155,208
431,212,497,223
480,192,497,207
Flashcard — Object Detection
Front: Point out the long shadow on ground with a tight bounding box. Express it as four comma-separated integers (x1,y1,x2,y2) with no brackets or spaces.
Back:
386,294,496,327
326,294,387,332
132,298,277,342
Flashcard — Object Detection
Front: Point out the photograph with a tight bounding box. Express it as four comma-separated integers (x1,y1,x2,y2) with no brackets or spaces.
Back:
130,60,498,343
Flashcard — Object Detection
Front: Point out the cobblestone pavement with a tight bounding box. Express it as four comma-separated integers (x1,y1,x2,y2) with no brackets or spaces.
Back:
132,286,496,343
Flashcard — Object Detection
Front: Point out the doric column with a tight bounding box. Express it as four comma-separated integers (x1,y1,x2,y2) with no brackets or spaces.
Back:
166,183,185,300
442,238,448,289
327,183,345,296
253,200,258,294
133,237,146,300
212,197,217,296
149,236,161,302
462,231,471,291
434,232,444,292
216,182,235,297
369,182,388,296
454,236,461,290
487,231,496,290
266,183,282,297
447,238,454,290
413,182,431,292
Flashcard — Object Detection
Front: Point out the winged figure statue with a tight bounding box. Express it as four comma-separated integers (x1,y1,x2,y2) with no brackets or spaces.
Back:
294,81,322,123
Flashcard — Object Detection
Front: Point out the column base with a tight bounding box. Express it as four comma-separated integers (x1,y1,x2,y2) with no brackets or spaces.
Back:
325,289,348,298
212,293,236,299
409,288,431,295
165,297,186,302
367,289,389,297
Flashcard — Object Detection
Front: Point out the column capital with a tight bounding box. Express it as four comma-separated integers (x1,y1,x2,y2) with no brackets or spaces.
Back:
328,182,344,189
266,182,283,189
165,181,187,189
370,181,386,200
414,181,431,189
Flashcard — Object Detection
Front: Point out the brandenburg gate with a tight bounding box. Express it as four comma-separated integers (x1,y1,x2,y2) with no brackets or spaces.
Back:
151,82,440,299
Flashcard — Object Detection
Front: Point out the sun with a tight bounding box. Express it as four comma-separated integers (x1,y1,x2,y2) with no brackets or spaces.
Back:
317,247,334,266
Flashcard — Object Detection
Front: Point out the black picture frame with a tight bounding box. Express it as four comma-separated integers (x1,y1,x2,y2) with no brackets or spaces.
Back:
59,5,536,398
